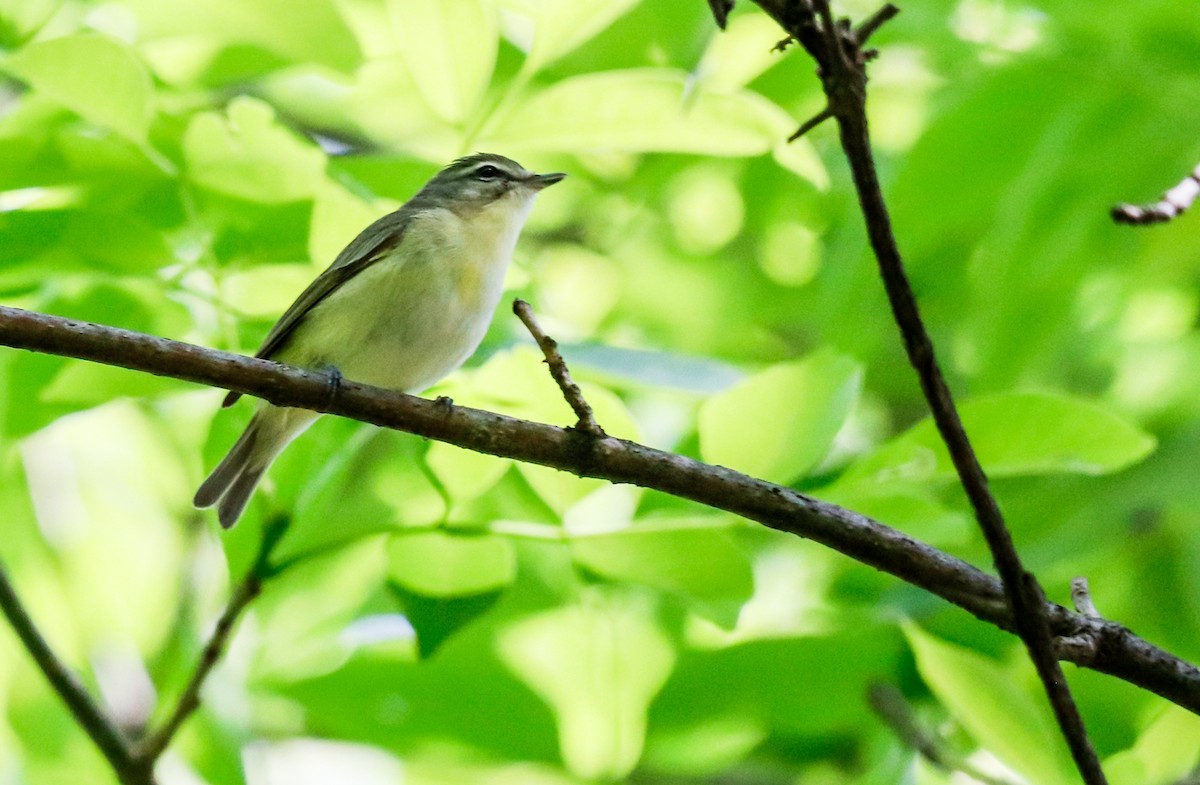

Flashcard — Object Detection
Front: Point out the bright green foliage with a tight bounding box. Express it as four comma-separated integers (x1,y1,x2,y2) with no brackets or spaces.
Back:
699,349,861,482
1,0,1199,783
905,623,1077,785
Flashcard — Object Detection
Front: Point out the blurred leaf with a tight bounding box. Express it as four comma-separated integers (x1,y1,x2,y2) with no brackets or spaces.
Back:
387,529,516,597
699,350,862,484
846,392,1157,485
0,0,56,47
222,263,318,317
905,624,1076,785
570,518,753,628
696,11,790,92
652,625,902,736
125,0,361,72
564,343,743,393
425,442,511,503
3,33,154,143
388,0,497,124
483,69,801,162
390,585,504,659
504,0,641,73
1105,704,1200,785
252,539,387,681
183,95,327,203
497,591,675,780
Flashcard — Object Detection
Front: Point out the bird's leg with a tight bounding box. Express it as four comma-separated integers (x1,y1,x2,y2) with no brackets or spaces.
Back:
321,366,343,411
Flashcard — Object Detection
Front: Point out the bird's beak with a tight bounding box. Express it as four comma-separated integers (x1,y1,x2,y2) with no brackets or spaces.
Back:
528,172,566,190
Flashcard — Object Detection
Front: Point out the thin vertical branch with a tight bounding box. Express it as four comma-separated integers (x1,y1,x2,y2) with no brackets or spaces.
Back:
740,2,1108,782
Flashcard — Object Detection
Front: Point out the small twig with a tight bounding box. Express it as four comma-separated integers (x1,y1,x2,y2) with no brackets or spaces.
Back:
788,106,834,140
0,562,152,784
512,299,605,437
132,516,289,765
1113,163,1200,225
854,3,900,45
1071,577,1101,618
869,683,1021,785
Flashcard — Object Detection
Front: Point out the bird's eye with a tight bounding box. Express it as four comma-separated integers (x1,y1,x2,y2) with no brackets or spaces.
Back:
474,164,502,180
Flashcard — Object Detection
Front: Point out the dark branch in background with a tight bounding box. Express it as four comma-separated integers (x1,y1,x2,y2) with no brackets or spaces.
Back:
0,508,288,784
513,299,605,436
0,562,152,785
738,2,1107,782
868,683,1020,785
0,307,1197,716
132,516,288,764
1112,163,1200,225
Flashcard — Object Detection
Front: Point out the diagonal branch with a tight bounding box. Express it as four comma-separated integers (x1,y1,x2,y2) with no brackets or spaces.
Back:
0,306,1196,717
132,516,288,765
868,683,1021,785
0,561,153,785
742,2,1106,782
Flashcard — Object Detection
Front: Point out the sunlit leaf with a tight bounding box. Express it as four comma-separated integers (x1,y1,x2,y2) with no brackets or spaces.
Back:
482,69,801,161
387,529,516,597
570,518,753,628
699,350,862,484
1105,704,1200,785
846,391,1157,485
387,0,497,124
905,624,1076,785
3,33,154,143
497,591,675,780
502,0,641,73
183,96,327,203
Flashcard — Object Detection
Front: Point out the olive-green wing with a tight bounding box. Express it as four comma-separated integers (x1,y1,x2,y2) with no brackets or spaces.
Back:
222,210,408,407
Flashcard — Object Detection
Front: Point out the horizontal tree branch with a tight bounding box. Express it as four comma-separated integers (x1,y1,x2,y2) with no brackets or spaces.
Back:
0,305,1198,713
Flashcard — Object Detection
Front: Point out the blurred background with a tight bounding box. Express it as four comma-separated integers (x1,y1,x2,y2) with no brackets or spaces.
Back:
0,0,1199,782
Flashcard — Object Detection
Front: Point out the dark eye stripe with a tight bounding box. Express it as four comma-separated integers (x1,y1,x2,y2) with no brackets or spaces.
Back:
474,164,503,180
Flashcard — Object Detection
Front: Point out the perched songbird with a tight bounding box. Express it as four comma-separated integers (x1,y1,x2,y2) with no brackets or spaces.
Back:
195,153,565,527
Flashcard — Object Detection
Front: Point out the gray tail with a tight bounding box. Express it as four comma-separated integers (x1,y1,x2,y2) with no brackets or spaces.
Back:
194,419,264,529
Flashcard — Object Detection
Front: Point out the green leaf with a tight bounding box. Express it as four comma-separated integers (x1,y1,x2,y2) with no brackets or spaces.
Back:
425,442,511,503
695,11,792,93
389,584,503,659
1105,704,1200,785
387,0,497,124
497,591,676,780
482,69,798,160
904,624,1076,785
847,392,1157,485
570,518,753,628
387,530,516,597
502,0,641,73
183,96,327,203
125,0,361,73
3,33,154,143
251,540,387,681
699,350,862,484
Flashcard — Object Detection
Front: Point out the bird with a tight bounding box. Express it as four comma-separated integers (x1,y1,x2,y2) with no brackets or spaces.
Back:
194,153,565,528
